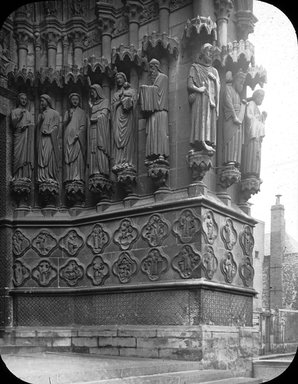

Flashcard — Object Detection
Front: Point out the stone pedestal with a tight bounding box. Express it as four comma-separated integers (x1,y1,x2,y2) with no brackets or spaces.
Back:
187,149,213,183
219,164,241,189
10,178,31,207
64,180,85,207
112,165,137,197
38,179,59,207
146,158,169,189
88,174,113,201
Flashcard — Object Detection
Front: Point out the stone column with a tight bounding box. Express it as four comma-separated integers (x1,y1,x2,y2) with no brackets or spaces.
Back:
158,0,170,34
72,31,86,67
34,32,42,71
214,0,234,48
46,32,60,68
269,195,285,310
97,1,115,61
62,35,69,68
15,31,29,69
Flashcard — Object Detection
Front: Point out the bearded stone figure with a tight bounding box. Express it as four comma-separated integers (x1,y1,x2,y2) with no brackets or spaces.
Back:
242,89,266,177
188,43,220,153
88,84,110,177
37,94,60,184
63,93,87,183
111,72,137,172
10,93,34,181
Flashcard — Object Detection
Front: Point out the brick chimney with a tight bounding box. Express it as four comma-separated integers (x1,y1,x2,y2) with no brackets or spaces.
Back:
269,194,285,309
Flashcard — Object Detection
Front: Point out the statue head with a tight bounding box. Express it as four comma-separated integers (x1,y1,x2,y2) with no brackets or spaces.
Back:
69,93,81,108
115,72,127,87
90,84,105,102
17,93,28,108
198,43,213,65
233,71,246,94
40,94,53,111
252,89,265,106
149,58,161,82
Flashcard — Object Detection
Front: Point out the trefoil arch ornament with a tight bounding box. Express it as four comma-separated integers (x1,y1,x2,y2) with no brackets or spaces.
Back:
86,255,110,286
86,224,110,254
141,248,169,281
12,230,30,257
172,244,201,279
32,230,58,257
239,225,254,257
32,260,57,287
112,252,138,284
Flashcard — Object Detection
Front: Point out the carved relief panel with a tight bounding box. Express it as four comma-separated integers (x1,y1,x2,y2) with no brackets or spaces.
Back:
239,257,254,287
113,219,139,250
112,252,138,284
32,260,57,287
59,259,84,286
201,245,218,280
32,230,58,256
86,255,110,286
172,245,201,279
172,209,201,243
59,230,84,256
141,248,169,281
141,214,169,247
220,252,237,284
12,230,30,257
239,225,254,256
86,224,110,254
221,218,237,250
202,210,218,245
12,260,30,287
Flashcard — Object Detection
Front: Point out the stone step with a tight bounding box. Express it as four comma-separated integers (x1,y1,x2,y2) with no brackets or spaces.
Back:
202,378,262,384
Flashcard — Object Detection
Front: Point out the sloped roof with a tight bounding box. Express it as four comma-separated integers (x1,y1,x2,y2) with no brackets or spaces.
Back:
265,233,298,256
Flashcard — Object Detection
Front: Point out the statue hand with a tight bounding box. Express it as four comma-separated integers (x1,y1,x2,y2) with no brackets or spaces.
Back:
233,117,242,125
262,111,267,121
198,86,207,93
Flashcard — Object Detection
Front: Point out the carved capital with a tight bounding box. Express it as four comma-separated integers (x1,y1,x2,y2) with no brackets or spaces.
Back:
64,180,85,206
38,179,59,207
157,0,171,11
88,173,113,201
126,1,144,24
240,176,262,201
112,165,137,196
145,158,169,189
187,149,213,182
42,31,61,50
10,178,31,207
235,10,258,40
96,1,115,36
219,164,241,189
14,31,30,50
69,30,87,49
184,16,217,40
214,0,234,21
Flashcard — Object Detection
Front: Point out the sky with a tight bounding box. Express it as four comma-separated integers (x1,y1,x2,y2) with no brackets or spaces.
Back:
248,1,298,240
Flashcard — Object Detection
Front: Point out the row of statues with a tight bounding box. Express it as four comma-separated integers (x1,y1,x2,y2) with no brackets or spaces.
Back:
188,43,266,179
10,51,266,205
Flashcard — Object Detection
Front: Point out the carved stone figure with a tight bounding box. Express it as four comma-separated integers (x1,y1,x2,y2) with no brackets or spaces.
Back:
113,218,138,250
64,93,87,183
12,230,30,257
86,255,110,286
59,229,84,256
59,259,84,286
221,252,237,283
12,260,30,287
37,94,60,184
86,224,110,254
32,260,57,287
239,225,254,256
188,43,220,153
202,210,218,244
172,209,201,243
242,89,266,177
140,58,169,160
172,245,201,279
239,257,254,287
112,252,138,284
222,71,247,166
88,84,110,177
112,72,137,173
10,93,34,181
202,245,218,280
32,230,57,256
221,218,237,250
141,214,169,247
141,248,168,281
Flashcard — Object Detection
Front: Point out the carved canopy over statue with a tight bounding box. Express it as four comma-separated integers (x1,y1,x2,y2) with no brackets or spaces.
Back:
111,72,137,172
10,93,34,180
222,70,247,167
242,89,266,177
63,93,87,183
188,43,220,153
88,84,111,178
37,94,60,184
140,58,169,161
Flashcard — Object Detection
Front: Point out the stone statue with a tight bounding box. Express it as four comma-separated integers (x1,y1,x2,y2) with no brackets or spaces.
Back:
63,93,87,183
111,72,137,172
140,58,169,160
37,94,60,183
222,71,247,166
242,89,266,177
88,84,110,177
188,43,220,152
10,93,34,180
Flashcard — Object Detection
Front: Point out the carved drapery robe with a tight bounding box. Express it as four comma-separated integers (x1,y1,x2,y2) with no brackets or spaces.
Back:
242,100,265,177
112,85,137,169
37,108,60,183
63,107,87,182
88,99,110,177
188,63,220,149
140,72,169,159
11,107,34,179
222,84,246,165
